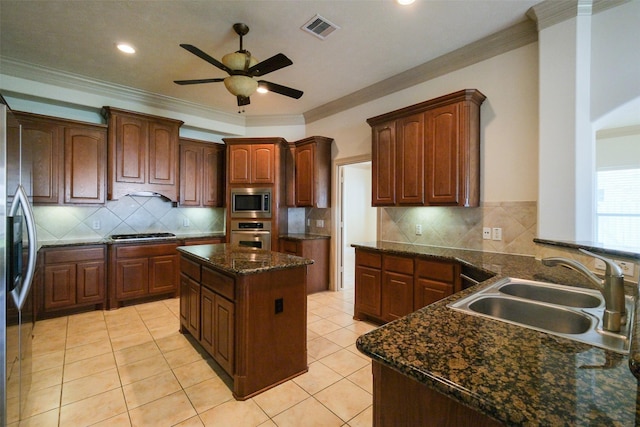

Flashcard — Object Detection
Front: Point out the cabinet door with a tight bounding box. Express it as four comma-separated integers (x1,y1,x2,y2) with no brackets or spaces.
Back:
148,120,178,186
355,265,382,318
425,103,460,205
148,254,178,294
180,274,190,330
21,119,62,204
228,144,251,184
64,126,106,204
294,144,314,207
397,114,425,205
214,295,234,375
200,286,215,355
179,143,202,206
202,145,224,207
76,260,105,304
251,144,275,184
180,274,201,338
115,258,148,299
115,114,147,184
372,122,396,206
414,279,453,310
44,264,76,309
382,271,414,322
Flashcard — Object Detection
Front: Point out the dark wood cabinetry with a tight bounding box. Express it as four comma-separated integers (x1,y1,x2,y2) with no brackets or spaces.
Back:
279,237,330,294
291,136,332,208
179,138,225,207
355,248,460,323
367,89,485,207
16,112,107,205
109,241,179,308
40,245,106,315
102,107,183,201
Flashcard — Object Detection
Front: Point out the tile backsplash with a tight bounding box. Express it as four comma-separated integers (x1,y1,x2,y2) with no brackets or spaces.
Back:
34,195,225,242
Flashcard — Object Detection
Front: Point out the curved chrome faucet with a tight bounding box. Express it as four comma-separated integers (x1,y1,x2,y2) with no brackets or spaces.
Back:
542,249,626,332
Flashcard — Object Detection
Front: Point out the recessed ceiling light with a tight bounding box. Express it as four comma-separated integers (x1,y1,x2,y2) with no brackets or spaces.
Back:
396,0,415,5
117,43,136,54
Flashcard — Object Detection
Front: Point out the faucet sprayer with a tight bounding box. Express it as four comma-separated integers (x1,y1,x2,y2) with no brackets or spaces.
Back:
542,249,625,332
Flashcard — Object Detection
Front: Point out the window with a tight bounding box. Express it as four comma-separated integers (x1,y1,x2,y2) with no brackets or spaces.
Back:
596,168,640,248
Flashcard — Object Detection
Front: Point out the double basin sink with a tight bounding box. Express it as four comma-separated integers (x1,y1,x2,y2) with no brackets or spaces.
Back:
448,277,635,354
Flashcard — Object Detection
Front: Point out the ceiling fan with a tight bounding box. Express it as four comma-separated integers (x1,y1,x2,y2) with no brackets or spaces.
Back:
174,23,303,109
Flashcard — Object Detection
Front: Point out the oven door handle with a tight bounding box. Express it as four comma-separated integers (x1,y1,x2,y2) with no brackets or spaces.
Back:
9,185,38,310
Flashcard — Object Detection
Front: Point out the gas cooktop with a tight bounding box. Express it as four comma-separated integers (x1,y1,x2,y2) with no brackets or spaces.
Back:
110,232,176,241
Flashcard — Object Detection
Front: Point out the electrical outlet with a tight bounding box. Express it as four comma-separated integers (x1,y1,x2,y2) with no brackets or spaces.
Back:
492,227,502,241
594,258,635,277
482,227,491,240
415,224,422,235
307,218,311,226
316,219,324,228
92,220,101,230
183,218,190,227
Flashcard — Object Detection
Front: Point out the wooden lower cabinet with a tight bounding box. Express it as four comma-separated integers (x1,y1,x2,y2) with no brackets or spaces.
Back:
40,245,106,316
372,361,502,427
355,248,460,324
109,242,179,308
278,237,329,294
201,287,234,375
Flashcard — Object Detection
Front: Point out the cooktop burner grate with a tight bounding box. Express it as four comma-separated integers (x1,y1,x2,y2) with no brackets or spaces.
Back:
110,232,176,241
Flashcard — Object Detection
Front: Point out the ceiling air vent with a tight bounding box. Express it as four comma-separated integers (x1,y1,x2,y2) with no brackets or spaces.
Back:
301,14,340,40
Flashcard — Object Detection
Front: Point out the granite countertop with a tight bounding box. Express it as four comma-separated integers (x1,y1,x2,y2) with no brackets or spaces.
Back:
38,232,226,249
279,233,331,241
177,243,313,276
353,241,640,426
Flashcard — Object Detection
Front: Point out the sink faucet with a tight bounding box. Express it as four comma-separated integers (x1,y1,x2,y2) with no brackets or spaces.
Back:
542,249,626,332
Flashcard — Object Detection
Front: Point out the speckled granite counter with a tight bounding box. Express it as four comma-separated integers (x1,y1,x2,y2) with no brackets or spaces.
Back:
279,233,331,241
38,232,225,249
176,243,313,276
353,241,640,426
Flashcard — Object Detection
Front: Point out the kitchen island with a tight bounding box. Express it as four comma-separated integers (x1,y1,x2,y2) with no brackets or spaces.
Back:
177,244,313,400
353,242,640,426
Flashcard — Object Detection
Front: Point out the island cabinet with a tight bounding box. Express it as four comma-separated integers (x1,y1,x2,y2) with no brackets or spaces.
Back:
179,138,225,207
177,245,310,400
367,89,486,207
354,248,460,324
39,245,106,316
289,136,333,208
226,142,276,184
102,107,183,201
15,112,107,205
108,241,180,309
279,236,330,294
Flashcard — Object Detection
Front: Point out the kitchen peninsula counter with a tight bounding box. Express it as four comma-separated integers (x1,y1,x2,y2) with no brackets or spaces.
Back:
177,244,312,400
353,241,640,426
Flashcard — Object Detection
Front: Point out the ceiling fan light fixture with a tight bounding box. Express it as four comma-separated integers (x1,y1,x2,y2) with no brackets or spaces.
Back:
256,84,269,94
224,75,258,97
222,52,258,71
116,43,136,54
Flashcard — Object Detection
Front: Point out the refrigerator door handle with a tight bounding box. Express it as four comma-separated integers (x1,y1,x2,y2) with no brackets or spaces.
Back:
9,184,38,310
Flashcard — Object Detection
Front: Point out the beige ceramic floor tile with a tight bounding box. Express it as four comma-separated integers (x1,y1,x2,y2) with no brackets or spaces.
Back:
19,384,62,420
59,388,127,426
122,370,182,409
128,390,197,427
91,412,132,427
174,415,205,427
117,353,171,385
163,343,206,369
307,318,342,336
31,349,64,373
293,361,343,395
320,348,369,377
344,321,377,336
314,379,372,422
172,359,217,389
155,332,194,353
110,330,155,352
184,376,233,413
257,420,277,427
65,328,110,349
148,323,180,340
113,340,161,366
31,333,67,355
10,407,59,427
346,366,373,394
347,405,373,427
24,365,63,393
252,381,310,418
64,338,113,364
309,306,344,319
61,367,121,405
135,301,174,320
307,337,342,360
324,327,362,348
143,313,179,330
325,312,357,327
198,399,269,427
63,352,116,383
271,397,343,427
107,319,149,339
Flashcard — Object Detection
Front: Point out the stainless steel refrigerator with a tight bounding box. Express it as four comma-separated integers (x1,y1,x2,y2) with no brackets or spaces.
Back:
1,96,38,425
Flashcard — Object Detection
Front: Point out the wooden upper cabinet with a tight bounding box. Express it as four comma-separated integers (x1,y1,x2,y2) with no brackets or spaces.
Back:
64,126,107,204
371,122,396,206
367,89,485,207
102,107,183,201
224,139,283,185
180,138,225,207
16,112,107,205
293,136,332,208
252,145,275,184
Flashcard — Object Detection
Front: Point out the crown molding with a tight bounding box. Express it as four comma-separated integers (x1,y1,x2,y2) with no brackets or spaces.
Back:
303,19,537,124
526,0,629,31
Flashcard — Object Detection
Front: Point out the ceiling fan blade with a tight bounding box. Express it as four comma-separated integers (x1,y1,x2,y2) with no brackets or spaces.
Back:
179,44,231,74
248,53,293,76
237,96,251,106
174,78,225,85
258,81,303,99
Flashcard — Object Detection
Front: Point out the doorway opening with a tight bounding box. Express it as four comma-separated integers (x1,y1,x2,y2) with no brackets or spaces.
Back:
336,159,377,291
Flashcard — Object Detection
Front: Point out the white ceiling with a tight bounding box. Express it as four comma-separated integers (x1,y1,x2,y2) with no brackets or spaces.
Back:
0,0,540,118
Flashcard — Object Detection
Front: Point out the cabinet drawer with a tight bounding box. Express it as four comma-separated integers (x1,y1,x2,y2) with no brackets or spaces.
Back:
202,267,235,301
383,255,414,275
115,243,178,258
46,246,105,264
180,256,201,281
280,239,299,255
356,250,382,269
416,259,456,283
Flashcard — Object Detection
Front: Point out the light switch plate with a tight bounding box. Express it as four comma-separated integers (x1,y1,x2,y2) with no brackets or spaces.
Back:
492,227,502,241
415,224,422,235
